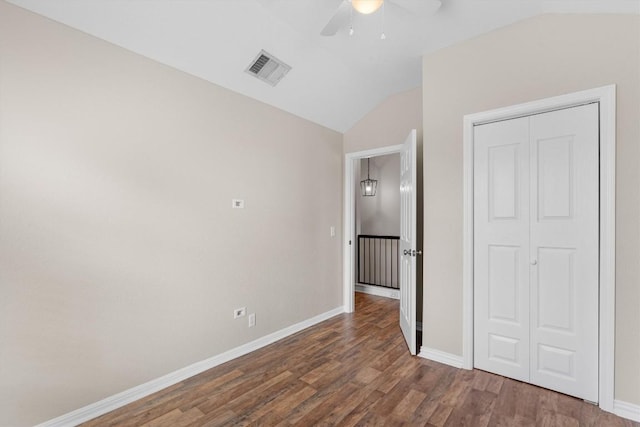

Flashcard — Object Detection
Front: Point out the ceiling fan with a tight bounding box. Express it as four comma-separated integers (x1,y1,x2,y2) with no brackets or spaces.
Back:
321,0,442,36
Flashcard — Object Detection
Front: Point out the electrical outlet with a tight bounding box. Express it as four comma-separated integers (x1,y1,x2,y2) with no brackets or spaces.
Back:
234,307,246,319
248,313,256,327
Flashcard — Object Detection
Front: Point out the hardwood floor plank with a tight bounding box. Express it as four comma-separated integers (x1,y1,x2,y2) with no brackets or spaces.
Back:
336,389,385,427
353,366,382,385
269,383,317,418
596,411,639,427
484,372,505,395
512,415,537,427
513,381,538,421
539,413,580,427
536,387,559,423
195,370,293,415
141,408,183,427
141,407,205,427
299,360,342,385
80,293,639,427
390,388,427,420
490,377,519,420
438,368,474,407
578,401,601,427
225,371,296,415
427,403,454,427
443,389,495,427
80,381,190,427
190,409,237,427
297,382,362,425
353,411,391,427
408,398,440,426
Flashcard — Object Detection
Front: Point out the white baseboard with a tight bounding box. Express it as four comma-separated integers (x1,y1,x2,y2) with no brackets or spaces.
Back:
614,399,640,422
36,306,345,427
418,346,464,369
355,283,399,300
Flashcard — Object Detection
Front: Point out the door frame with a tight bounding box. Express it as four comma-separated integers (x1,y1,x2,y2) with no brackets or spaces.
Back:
462,85,616,411
343,144,403,313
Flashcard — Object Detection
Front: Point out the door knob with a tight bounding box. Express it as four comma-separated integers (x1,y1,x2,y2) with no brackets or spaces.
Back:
413,250,423,256
531,259,537,266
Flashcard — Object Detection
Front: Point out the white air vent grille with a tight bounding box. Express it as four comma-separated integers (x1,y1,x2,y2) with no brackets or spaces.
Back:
245,50,291,87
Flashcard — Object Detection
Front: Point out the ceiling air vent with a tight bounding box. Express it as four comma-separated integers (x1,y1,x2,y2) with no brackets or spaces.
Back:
245,50,291,87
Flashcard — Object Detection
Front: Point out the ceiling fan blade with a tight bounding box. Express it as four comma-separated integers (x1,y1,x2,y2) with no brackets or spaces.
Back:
320,1,351,36
390,0,442,15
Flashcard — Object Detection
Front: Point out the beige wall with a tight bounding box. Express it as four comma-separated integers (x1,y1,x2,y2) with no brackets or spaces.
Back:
344,87,422,154
422,14,640,405
0,2,343,425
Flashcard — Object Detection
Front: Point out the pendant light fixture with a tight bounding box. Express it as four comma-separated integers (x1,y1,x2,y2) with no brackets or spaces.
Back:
360,158,378,197
351,0,384,15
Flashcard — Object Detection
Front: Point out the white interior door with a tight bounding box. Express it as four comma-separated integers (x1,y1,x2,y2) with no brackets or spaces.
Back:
399,129,417,355
473,104,599,401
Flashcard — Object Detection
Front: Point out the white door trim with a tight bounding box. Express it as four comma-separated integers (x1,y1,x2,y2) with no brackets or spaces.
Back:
343,144,403,313
462,85,616,411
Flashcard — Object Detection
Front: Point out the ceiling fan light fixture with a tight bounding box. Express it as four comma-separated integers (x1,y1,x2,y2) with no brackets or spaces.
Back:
351,0,384,15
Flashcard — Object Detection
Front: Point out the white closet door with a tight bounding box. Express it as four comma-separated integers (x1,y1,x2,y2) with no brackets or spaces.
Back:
473,116,530,382
529,104,599,401
474,104,599,402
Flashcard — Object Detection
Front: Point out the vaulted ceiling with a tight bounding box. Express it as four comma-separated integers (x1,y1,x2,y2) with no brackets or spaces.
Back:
7,0,639,132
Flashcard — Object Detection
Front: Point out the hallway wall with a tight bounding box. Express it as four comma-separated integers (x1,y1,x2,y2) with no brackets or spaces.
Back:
358,154,400,237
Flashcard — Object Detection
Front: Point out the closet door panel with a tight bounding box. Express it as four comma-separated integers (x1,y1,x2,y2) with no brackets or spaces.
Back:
473,117,530,382
529,103,599,402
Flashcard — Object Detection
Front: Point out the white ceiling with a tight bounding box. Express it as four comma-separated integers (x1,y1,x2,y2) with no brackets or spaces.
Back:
7,0,639,132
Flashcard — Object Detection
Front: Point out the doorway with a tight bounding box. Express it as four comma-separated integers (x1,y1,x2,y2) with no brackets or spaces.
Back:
344,130,421,355
343,144,402,313
462,85,616,410
355,153,401,300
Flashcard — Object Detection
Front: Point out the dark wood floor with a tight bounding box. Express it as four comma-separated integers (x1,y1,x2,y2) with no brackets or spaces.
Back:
82,293,638,426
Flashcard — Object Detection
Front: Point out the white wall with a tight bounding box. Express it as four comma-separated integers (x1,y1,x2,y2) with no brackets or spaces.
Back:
422,14,640,406
358,154,400,237
0,2,343,425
